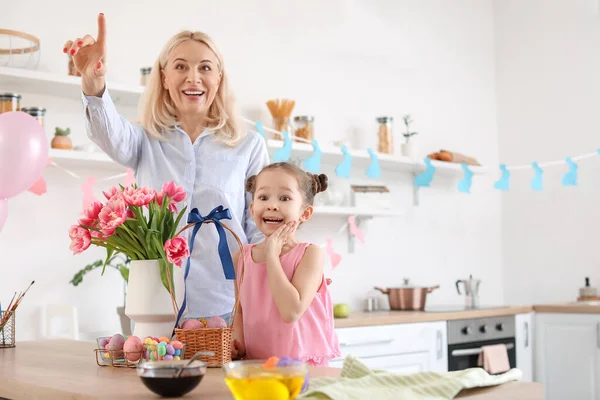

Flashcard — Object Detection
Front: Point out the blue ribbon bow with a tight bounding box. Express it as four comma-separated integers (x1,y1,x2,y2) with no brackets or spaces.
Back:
173,205,236,333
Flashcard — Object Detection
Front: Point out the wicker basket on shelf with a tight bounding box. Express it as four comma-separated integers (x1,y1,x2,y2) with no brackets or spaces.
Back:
167,218,245,368
0,29,40,69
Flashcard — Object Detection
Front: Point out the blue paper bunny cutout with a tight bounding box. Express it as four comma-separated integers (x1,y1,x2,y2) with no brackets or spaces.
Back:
366,148,381,179
303,139,323,173
414,157,436,187
457,163,473,193
531,162,544,191
335,145,352,179
255,121,265,138
273,131,292,162
562,157,578,187
494,164,510,191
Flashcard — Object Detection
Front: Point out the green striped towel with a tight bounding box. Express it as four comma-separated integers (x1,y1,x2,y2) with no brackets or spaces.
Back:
298,356,522,400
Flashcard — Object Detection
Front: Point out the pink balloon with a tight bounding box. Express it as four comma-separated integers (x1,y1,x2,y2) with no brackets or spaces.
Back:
0,198,7,233
0,112,49,199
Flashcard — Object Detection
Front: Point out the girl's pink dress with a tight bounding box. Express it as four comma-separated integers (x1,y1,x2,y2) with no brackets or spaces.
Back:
237,242,341,366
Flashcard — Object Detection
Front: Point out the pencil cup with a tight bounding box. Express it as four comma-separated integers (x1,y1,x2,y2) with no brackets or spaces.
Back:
0,311,15,348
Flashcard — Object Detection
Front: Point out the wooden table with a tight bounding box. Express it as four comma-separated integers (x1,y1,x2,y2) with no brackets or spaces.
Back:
0,340,542,399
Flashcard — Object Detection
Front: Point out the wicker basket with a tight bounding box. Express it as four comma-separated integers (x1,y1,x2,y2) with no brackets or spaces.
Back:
0,29,41,69
167,219,245,367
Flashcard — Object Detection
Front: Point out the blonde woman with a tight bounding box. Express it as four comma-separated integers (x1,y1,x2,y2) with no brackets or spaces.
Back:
64,13,269,324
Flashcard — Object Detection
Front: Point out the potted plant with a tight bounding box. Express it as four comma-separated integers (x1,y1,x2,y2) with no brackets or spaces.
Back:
51,127,73,150
68,182,189,339
401,115,419,158
69,255,133,335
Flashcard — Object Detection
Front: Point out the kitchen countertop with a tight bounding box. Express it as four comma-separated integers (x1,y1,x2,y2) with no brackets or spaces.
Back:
533,303,600,314
334,306,533,328
0,340,543,399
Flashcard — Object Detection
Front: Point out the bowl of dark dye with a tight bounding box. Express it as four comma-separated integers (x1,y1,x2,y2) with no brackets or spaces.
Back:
136,359,206,398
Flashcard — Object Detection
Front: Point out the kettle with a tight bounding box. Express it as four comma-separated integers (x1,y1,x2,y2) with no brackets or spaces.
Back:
456,275,481,309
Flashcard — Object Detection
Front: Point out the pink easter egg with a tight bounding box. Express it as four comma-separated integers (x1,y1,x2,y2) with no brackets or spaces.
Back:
171,341,184,350
181,319,204,329
206,316,228,328
123,337,144,362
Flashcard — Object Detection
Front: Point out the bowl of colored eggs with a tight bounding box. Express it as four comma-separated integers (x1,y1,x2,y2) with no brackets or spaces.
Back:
95,334,185,367
137,359,207,397
223,356,309,400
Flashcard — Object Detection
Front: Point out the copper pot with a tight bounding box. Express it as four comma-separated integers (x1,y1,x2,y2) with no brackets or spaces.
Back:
375,279,440,311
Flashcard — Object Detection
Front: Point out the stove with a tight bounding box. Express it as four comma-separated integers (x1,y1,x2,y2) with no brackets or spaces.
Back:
446,314,516,372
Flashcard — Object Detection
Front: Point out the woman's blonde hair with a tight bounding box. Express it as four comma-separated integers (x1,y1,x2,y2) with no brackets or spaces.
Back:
139,31,244,146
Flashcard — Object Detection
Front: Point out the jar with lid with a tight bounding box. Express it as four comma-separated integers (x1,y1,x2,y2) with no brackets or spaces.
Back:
140,67,152,86
376,116,394,154
21,107,46,127
0,93,22,114
293,116,314,143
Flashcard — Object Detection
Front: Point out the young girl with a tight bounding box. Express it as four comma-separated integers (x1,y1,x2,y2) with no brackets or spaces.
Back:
231,162,341,366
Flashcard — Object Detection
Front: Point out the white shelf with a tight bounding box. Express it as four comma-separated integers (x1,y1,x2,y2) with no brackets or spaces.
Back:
266,139,488,176
48,149,124,171
0,66,143,108
266,139,415,172
47,150,405,217
6,66,488,178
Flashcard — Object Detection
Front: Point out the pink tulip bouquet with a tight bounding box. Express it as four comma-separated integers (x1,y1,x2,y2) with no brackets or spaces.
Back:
68,182,190,293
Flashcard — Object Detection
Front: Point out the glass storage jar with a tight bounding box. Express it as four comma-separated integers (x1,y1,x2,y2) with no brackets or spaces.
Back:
376,116,394,154
21,107,46,127
0,93,21,113
293,116,314,143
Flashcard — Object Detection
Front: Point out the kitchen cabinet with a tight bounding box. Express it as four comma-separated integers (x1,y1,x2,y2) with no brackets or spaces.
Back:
515,312,533,382
534,313,600,400
330,321,447,374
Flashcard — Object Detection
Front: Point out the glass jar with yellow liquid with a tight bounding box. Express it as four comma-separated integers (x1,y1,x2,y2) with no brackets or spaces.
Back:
223,359,308,400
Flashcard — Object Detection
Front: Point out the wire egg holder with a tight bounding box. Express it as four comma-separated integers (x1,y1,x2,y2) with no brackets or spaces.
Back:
0,29,40,69
94,336,187,369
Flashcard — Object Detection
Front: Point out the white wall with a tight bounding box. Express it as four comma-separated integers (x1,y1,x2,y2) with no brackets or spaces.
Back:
494,0,600,305
0,0,502,341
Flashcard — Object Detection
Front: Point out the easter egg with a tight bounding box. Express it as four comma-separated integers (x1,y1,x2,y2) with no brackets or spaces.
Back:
171,341,184,350
181,319,204,329
128,336,142,344
123,337,144,362
108,334,126,358
244,379,289,400
166,344,175,355
163,354,174,361
158,345,167,357
198,318,208,327
173,356,180,361
158,336,170,344
174,349,181,356
263,356,279,368
276,356,292,367
98,337,109,348
206,316,228,328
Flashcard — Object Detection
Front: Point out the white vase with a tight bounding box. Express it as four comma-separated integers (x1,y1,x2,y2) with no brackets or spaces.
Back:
125,260,177,339
401,142,417,159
